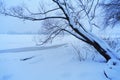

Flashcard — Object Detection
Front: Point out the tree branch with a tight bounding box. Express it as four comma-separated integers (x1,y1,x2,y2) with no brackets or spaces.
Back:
25,7,60,15
0,11,67,21
62,29,87,42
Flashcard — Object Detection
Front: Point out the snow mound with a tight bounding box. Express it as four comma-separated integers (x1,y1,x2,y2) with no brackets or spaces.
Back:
104,59,120,80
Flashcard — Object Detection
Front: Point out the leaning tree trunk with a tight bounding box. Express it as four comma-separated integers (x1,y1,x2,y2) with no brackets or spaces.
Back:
91,41,111,61
68,21,118,62
53,0,119,62
73,28,118,62
86,35,119,62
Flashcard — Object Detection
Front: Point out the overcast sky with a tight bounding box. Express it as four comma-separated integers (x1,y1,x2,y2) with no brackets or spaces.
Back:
0,0,47,34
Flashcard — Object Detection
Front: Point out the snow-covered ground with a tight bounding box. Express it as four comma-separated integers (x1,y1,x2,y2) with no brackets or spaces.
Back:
0,34,119,80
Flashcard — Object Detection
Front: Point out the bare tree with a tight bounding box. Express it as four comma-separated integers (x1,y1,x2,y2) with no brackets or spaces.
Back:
102,0,120,27
0,0,119,62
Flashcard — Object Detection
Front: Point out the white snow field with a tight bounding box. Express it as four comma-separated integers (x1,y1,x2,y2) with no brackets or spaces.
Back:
0,34,119,80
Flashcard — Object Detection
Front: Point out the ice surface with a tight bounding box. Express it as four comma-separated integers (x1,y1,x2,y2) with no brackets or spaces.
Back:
0,34,119,80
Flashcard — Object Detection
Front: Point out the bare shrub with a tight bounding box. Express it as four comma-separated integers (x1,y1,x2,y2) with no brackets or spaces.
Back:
71,43,97,61
104,37,120,53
